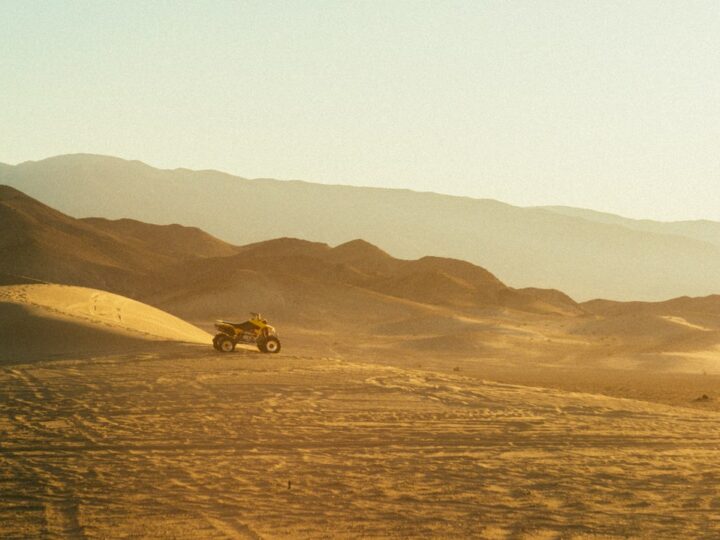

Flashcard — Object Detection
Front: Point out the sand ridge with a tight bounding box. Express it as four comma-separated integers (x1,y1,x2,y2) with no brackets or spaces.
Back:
0,284,210,363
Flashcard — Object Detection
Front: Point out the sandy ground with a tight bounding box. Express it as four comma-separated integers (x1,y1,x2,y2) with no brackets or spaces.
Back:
3,344,720,539
3,284,720,538
281,325,720,414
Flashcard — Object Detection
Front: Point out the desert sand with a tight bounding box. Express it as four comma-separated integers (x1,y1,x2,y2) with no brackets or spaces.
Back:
0,284,209,362
2,284,720,538
3,344,720,538
3,187,720,538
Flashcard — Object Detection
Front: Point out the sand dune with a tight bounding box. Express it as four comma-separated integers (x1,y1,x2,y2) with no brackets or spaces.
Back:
0,284,210,362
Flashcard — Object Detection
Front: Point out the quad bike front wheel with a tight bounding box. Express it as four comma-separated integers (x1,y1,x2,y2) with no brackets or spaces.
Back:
258,336,281,354
216,335,236,353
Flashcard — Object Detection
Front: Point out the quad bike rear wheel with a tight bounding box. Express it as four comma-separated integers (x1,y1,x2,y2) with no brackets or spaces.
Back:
217,335,236,353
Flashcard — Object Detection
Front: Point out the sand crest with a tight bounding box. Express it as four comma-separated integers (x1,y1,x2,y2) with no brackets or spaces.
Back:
0,284,210,362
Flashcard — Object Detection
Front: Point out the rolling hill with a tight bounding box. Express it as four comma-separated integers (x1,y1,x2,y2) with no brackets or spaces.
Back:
1,184,718,370
2,154,719,301
0,184,239,295
0,185,582,323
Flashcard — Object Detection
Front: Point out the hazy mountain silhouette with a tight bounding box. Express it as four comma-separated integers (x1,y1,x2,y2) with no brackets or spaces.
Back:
2,154,719,301
0,184,237,295
540,206,720,250
0,185,584,321
2,184,718,361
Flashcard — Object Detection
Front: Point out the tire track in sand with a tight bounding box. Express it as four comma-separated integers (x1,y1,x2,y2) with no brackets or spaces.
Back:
167,476,262,539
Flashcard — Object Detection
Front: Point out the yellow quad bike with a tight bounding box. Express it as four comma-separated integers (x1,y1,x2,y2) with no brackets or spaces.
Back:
212,312,281,353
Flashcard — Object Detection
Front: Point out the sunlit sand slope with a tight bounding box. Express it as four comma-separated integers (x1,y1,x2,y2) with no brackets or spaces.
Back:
0,284,210,362
2,348,720,538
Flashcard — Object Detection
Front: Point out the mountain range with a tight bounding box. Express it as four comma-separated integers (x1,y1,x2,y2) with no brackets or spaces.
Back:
0,184,580,321
2,183,719,365
2,154,719,301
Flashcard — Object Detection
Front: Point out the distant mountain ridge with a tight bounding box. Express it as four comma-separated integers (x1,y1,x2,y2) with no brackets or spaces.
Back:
0,184,584,321
539,205,720,250
2,184,718,361
2,154,719,301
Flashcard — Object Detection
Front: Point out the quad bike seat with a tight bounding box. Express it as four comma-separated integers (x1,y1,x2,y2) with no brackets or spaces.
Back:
217,320,257,332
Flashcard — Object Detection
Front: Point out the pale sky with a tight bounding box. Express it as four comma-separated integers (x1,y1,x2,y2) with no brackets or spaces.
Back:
2,0,719,221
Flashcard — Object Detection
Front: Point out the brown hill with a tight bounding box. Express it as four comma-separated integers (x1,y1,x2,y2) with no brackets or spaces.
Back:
0,185,160,293
1,186,583,332
147,235,586,326
0,185,238,295
3,185,718,365
82,217,239,259
4,153,720,301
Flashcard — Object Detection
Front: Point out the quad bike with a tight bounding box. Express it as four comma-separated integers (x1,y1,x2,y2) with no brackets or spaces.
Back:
212,313,281,353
